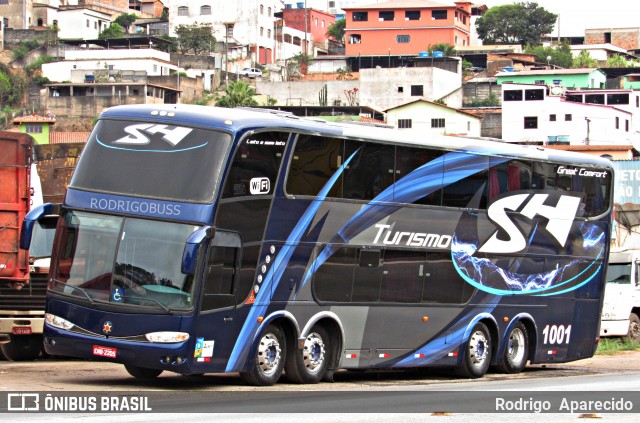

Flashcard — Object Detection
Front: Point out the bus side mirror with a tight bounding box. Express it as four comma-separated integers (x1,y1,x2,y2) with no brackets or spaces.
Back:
20,203,60,250
182,226,214,275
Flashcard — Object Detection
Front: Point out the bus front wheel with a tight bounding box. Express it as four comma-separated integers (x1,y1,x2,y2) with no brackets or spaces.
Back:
124,364,163,379
456,322,492,378
240,324,286,386
285,325,329,384
496,322,529,373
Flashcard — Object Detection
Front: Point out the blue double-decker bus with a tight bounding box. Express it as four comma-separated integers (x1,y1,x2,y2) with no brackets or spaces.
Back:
21,104,613,385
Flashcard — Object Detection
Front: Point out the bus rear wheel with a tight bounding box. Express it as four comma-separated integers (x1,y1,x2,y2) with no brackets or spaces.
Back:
496,322,529,373
240,324,286,386
124,364,163,379
456,322,492,378
285,325,329,384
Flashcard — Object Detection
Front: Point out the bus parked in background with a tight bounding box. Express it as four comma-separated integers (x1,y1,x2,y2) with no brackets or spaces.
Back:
22,105,613,384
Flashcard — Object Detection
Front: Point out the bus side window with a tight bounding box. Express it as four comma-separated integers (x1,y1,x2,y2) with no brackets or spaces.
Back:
423,251,473,303
395,146,443,206
201,245,237,311
313,247,356,302
286,134,344,198
343,141,394,201
222,132,287,198
443,153,489,209
352,249,382,302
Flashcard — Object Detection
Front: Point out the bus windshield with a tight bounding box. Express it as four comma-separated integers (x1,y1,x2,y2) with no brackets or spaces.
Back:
51,210,199,311
69,119,232,203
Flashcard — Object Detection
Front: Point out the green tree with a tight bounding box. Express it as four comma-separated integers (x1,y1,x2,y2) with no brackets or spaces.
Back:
572,50,598,68
215,81,258,108
326,18,346,42
114,13,138,32
98,23,125,40
427,43,456,57
525,43,573,68
476,2,557,46
605,54,629,68
175,23,215,55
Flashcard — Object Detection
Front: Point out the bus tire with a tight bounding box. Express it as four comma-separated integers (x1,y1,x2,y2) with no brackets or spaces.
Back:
456,322,492,378
496,322,529,374
240,324,286,386
124,364,163,379
0,335,43,361
628,313,640,344
285,325,329,384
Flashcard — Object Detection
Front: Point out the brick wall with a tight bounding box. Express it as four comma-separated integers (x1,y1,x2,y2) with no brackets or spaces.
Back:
586,28,640,50
464,108,502,139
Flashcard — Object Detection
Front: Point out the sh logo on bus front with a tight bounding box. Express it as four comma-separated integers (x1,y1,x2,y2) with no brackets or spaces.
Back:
99,124,198,152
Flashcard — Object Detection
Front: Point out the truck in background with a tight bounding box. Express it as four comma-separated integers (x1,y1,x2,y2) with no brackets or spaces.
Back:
0,132,44,360
600,248,640,343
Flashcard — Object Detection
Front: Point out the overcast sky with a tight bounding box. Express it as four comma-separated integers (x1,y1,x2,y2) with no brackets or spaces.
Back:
483,0,639,37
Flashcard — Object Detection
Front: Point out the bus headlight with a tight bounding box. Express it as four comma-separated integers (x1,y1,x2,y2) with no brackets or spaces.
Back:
45,313,75,331
145,332,190,343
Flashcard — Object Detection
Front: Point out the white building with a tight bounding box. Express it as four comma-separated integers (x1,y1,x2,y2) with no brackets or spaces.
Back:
384,98,482,136
569,44,630,61
42,48,177,82
501,82,640,145
168,0,281,65
56,8,112,40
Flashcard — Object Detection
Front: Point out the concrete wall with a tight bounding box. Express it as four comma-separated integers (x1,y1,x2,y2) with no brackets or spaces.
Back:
3,28,57,48
359,66,462,111
256,79,360,106
463,80,500,106
45,94,146,118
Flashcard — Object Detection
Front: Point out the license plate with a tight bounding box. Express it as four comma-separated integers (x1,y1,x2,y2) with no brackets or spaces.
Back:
92,345,117,359
12,327,32,335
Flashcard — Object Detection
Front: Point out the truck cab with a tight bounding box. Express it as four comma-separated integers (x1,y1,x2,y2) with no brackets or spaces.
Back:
600,249,640,343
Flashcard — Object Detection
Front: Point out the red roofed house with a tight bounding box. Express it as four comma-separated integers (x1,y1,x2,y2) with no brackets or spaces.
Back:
343,0,472,56
12,115,56,145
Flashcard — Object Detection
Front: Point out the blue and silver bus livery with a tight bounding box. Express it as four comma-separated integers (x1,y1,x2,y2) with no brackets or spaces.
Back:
20,104,613,385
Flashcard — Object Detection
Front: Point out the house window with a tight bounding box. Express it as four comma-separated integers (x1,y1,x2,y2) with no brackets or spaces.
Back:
524,116,538,129
432,10,447,19
353,12,368,22
329,1,335,7
86,19,90,28
405,10,420,20
226,24,234,38
616,117,620,129
503,90,523,101
585,94,605,104
349,34,361,44
26,125,43,134
267,29,271,38
379,11,394,21
525,89,544,101
398,119,412,129
626,120,630,132
178,6,188,16
550,114,556,121
260,4,264,14
398,87,403,93
268,7,272,16
607,93,629,105
410,85,423,96
260,27,264,36
315,18,318,26
636,96,639,108
201,5,211,15
565,114,572,121
0,0,8,4
396,35,410,43
535,80,545,85
431,118,445,128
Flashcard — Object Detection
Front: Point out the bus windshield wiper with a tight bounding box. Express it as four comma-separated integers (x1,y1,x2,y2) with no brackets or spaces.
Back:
126,296,173,314
51,279,96,305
